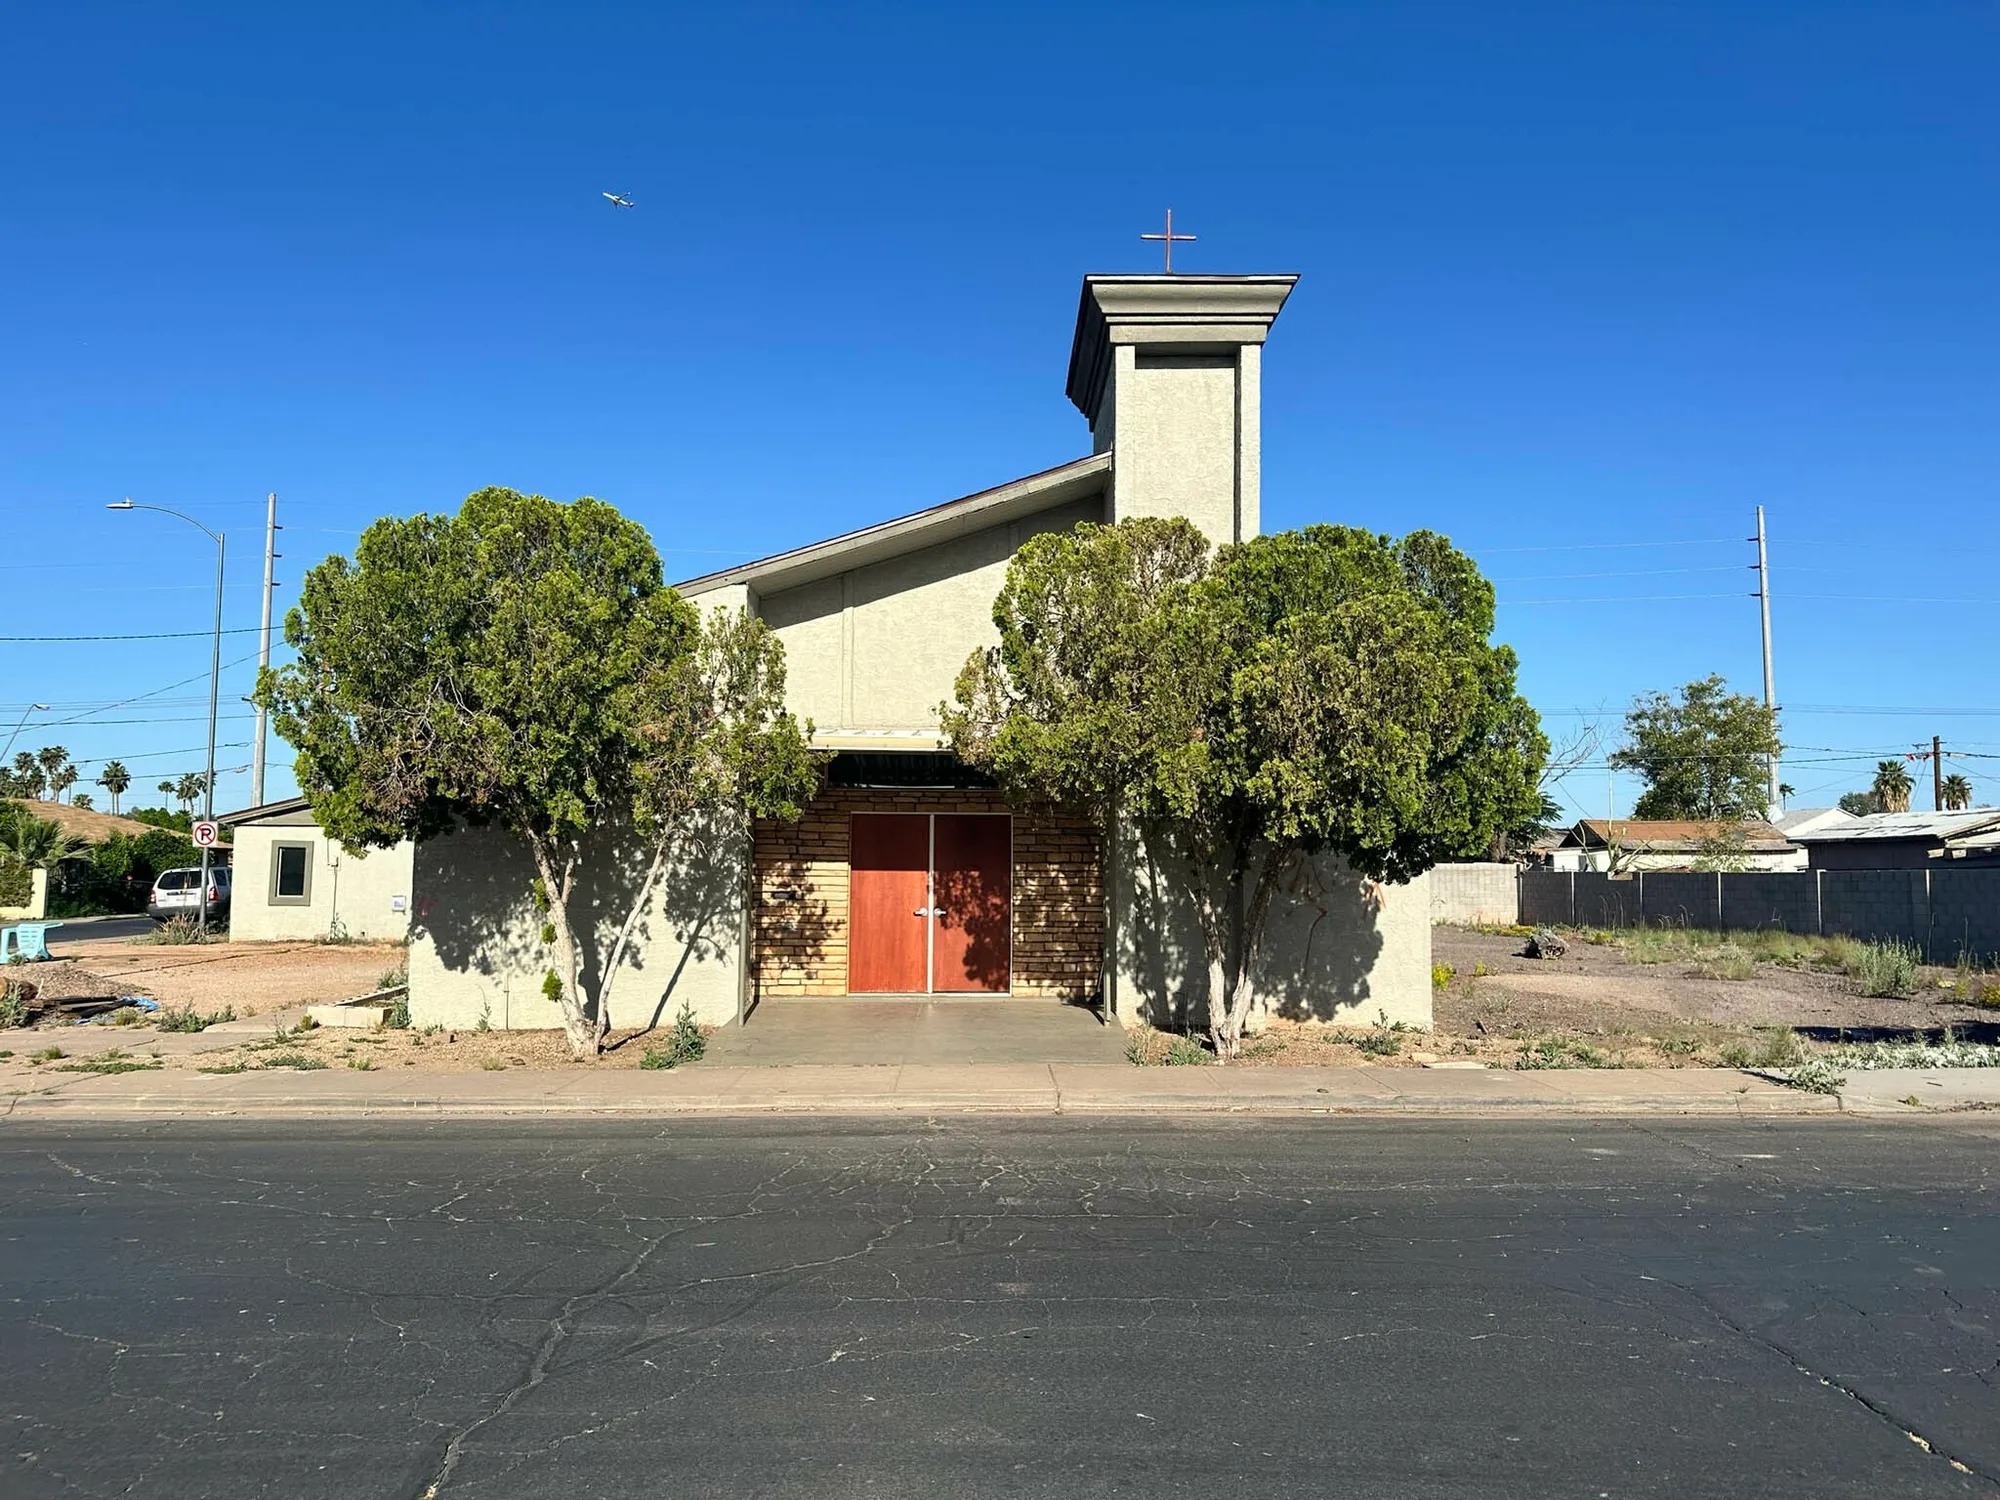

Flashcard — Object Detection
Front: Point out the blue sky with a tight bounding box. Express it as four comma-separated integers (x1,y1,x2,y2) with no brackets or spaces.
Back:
3,1,1995,821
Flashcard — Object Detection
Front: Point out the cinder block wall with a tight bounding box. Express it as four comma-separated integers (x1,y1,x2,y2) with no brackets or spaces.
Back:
1428,863,1519,925
750,788,1104,999
1517,867,2000,963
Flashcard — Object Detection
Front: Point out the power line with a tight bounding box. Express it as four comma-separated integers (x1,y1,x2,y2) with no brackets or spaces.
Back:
0,627,262,643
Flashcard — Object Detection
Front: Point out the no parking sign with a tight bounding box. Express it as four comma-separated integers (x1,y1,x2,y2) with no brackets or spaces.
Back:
192,820,220,848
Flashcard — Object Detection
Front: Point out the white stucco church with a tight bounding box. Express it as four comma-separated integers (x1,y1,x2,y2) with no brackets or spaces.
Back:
408,270,1431,1034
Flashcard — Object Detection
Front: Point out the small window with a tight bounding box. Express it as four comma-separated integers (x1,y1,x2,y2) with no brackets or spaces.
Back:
270,843,312,905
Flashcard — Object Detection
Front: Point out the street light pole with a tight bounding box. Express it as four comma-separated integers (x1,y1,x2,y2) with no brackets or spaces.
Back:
109,500,225,936
2,703,50,765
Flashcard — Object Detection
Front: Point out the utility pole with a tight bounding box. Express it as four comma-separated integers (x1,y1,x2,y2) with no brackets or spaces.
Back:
1933,734,1944,813
1753,507,1780,813
250,493,282,807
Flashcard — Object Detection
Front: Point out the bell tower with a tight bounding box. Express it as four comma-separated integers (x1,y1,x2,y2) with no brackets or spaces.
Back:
1064,273,1297,546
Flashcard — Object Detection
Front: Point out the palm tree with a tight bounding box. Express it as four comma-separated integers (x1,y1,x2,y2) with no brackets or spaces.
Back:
70,792,94,811
11,753,47,800
36,745,69,787
0,808,90,873
157,779,175,802
172,772,203,815
48,763,78,803
98,761,130,815
1941,773,1974,812
1872,759,1915,814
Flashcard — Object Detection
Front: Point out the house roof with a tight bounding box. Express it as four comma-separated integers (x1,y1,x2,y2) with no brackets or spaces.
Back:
217,795,312,827
675,452,1112,600
1774,806,1858,836
4,798,170,843
1563,818,1794,852
1789,808,2000,843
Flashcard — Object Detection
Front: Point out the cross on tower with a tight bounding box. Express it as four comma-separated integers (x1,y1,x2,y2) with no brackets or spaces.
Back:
1140,208,1196,273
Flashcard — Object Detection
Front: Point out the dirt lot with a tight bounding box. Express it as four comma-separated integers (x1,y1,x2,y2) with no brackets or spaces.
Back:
1129,925,2000,1070
6,940,404,1016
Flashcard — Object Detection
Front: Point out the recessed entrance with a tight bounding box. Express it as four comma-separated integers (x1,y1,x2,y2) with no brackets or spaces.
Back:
849,813,1012,994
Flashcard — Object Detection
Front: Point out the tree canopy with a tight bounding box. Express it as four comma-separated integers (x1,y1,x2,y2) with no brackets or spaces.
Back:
1609,675,1780,820
946,519,1545,1056
1871,759,1915,814
259,486,820,1057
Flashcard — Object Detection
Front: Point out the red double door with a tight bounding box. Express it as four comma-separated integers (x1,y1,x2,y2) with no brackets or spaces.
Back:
849,813,1012,994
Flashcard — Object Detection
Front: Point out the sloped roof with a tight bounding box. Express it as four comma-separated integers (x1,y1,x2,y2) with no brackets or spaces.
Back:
1790,808,2000,843
676,452,1111,600
218,796,312,827
1774,806,1857,836
1564,818,1794,852
4,798,172,843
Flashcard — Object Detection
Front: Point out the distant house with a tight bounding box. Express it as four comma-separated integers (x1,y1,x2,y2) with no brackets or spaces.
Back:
1789,809,2000,870
1773,806,1859,840
1544,819,1805,873
220,797,413,942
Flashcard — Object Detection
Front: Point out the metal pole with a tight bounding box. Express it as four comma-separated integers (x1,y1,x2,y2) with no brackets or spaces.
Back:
200,532,225,935
1,703,47,765
251,492,279,806
1754,506,1779,812
1933,734,1944,812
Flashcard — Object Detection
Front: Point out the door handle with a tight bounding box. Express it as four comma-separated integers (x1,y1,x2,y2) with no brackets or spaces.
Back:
913,906,944,917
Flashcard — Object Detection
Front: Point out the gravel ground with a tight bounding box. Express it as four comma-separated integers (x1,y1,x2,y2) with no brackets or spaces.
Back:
1434,925,1999,1038
4,942,403,1016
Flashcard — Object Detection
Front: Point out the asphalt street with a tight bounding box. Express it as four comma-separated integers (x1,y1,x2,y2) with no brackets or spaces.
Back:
2,1117,1996,1499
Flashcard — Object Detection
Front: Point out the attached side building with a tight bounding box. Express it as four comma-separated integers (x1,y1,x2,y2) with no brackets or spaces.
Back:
222,797,414,942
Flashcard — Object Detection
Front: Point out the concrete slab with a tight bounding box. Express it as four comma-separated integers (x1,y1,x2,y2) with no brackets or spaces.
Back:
706,999,1125,1067
1832,1067,2000,1114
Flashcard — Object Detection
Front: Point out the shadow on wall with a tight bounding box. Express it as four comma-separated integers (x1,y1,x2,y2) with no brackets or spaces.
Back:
1116,840,1385,1026
752,844,838,998
1255,857,1386,1022
417,815,747,1034
934,861,1010,990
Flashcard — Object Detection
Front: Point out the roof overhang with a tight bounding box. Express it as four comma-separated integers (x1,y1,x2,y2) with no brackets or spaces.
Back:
218,795,312,827
1066,273,1299,426
676,452,1110,601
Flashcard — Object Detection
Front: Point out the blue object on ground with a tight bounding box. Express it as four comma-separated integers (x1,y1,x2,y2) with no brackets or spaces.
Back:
123,996,160,1012
0,921,64,962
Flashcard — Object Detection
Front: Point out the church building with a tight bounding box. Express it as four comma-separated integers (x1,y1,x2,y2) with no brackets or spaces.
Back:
408,272,1431,1034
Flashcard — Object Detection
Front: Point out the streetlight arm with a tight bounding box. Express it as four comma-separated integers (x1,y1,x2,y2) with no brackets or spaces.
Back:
106,500,222,545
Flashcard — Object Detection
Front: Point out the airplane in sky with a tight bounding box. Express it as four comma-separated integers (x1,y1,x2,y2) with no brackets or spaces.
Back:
602,191,635,208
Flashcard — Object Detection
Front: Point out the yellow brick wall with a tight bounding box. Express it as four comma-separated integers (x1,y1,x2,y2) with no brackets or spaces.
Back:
751,787,1102,999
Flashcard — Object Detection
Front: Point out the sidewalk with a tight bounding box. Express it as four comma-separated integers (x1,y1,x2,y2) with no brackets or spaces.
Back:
9,1059,1964,1119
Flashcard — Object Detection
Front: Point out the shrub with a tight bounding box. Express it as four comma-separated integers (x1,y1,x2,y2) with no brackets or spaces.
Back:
376,961,408,991
0,987,30,1029
1784,1057,1847,1095
640,1003,708,1070
157,1004,235,1034
1752,1029,1807,1069
384,991,411,1029
260,1052,327,1070
1162,1033,1210,1066
143,916,217,946
1355,1030,1401,1058
1852,940,1921,998
1431,962,1455,991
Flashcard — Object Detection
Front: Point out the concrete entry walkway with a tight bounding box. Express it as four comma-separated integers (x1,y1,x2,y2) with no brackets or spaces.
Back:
706,998,1129,1066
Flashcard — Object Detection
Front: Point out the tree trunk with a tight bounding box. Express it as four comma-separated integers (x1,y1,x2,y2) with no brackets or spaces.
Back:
527,839,599,1060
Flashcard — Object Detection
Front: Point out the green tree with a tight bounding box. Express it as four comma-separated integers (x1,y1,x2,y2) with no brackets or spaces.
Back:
70,792,94,811
98,761,131,815
258,486,820,1058
1837,790,1877,817
1871,759,1914,814
12,753,47,800
172,771,208,816
1609,676,1780,820
1941,773,1974,811
36,745,70,790
0,805,91,875
946,520,1545,1058
48,763,78,803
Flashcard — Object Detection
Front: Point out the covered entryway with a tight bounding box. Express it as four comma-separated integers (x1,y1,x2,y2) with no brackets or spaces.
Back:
850,813,1011,993
749,764,1102,1006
